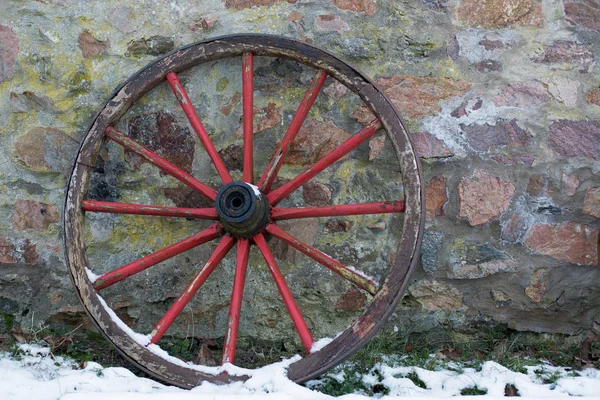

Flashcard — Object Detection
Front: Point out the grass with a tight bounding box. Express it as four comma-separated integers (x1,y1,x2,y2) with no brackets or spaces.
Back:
460,386,488,395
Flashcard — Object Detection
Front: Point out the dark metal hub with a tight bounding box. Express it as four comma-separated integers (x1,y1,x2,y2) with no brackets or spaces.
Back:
215,181,270,238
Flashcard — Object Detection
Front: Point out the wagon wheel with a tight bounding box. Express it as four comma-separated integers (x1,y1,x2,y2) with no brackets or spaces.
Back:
63,34,424,388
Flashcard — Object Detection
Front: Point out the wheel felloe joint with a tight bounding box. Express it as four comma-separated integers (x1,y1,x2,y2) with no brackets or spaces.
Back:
215,181,270,238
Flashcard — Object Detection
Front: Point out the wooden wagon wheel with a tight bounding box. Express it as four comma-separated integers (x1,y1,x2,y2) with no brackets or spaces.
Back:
63,34,424,388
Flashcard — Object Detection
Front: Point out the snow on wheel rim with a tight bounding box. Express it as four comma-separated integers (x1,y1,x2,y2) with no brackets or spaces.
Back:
63,34,424,389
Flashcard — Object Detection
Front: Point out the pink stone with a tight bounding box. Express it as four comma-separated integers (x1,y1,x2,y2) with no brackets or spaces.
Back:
331,0,377,15
534,40,594,71
315,15,350,31
454,0,544,28
335,288,367,311
462,119,531,152
548,120,600,160
426,176,448,218
302,181,332,207
564,0,600,33
494,81,551,108
583,187,600,218
458,170,515,226
562,173,579,197
285,119,351,166
368,136,385,160
0,237,39,265
0,25,19,84
524,222,598,265
235,103,282,136
13,200,60,231
78,31,109,58
411,131,453,158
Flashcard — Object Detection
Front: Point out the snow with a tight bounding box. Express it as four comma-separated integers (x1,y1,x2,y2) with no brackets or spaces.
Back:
1,344,600,400
246,183,262,198
346,266,376,284
85,268,100,284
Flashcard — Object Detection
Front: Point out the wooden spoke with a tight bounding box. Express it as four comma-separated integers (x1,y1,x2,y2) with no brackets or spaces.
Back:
93,224,224,290
222,239,250,364
149,235,236,344
257,69,327,193
242,52,254,184
271,201,405,220
267,119,382,206
166,72,233,184
106,127,218,201
254,233,314,353
82,200,218,220
265,224,378,295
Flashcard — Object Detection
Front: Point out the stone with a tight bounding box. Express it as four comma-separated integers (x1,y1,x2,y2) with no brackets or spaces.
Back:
588,88,600,106
423,0,449,8
458,170,515,226
188,17,217,32
448,241,516,279
563,0,600,33
127,36,174,57
353,75,472,122
331,0,377,15
323,81,348,100
425,176,448,218
10,92,56,113
407,280,463,311
78,31,109,58
285,119,351,166
526,175,544,196
368,136,385,160
109,7,140,34
421,230,444,275
314,15,350,32
271,219,319,262
335,288,367,311
235,103,282,136
562,173,579,197
479,38,508,50
223,0,298,9
127,112,194,173
491,289,512,306
0,237,39,265
13,200,60,231
548,120,600,160
524,222,598,265
583,188,600,218
525,268,548,302
13,127,78,174
543,77,580,107
454,0,544,28
302,181,332,207
193,343,217,366
411,131,453,158
501,213,527,242
534,40,594,71
325,219,353,232
473,59,502,73
0,25,18,84
462,119,531,152
368,221,386,230
218,144,243,172
494,81,551,108
219,92,241,116
162,187,212,209
491,156,535,166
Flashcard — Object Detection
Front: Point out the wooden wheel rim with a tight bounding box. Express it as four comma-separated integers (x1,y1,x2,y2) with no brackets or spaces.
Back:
63,34,424,388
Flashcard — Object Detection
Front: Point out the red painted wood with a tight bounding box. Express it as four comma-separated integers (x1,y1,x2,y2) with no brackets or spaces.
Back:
271,201,405,220
257,69,327,193
265,224,378,295
222,239,250,364
106,127,218,201
150,235,236,344
82,200,219,219
93,224,223,290
267,119,381,205
166,72,233,184
254,233,314,353
242,52,254,184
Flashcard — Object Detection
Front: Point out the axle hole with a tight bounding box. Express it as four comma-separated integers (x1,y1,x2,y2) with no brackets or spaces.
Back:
231,196,243,209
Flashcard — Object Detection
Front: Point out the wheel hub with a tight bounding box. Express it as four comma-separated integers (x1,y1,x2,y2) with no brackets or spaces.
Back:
215,181,270,238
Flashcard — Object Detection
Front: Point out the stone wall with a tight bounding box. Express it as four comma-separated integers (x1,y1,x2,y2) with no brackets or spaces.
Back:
1,0,600,348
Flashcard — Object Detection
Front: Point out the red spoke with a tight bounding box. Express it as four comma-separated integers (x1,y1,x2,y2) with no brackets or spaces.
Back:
257,69,327,193
222,239,250,365
93,224,223,290
166,72,233,184
82,200,218,220
267,119,382,206
272,201,405,220
242,52,254,184
150,235,236,344
254,233,314,353
106,127,217,201
265,224,378,295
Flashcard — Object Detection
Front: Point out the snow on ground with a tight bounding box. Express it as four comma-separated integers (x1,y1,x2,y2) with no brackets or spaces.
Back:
1,344,600,400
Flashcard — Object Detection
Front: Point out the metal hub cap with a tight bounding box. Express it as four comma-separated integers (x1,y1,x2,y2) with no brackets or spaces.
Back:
215,181,270,238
